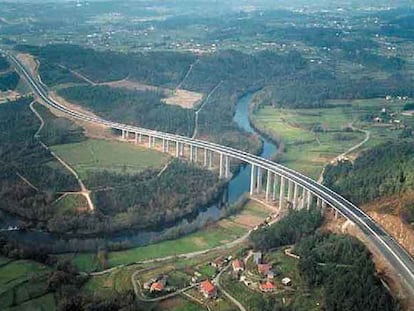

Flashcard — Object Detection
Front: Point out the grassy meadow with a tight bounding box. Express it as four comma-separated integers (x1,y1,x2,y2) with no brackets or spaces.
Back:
51,138,170,179
251,97,412,179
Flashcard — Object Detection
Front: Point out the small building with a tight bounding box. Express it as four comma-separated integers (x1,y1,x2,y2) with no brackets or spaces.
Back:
259,281,275,292
200,280,217,298
373,117,383,123
267,271,275,280
253,252,262,265
158,275,168,287
258,264,272,275
282,277,292,286
232,259,244,272
211,257,226,269
150,282,165,292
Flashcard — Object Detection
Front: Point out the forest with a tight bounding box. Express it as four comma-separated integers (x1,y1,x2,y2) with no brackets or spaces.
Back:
58,85,195,137
46,160,225,235
296,233,399,311
249,208,323,250
0,98,224,237
16,44,196,88
0,99,80,228
0,55,10,71
250,208,398,311
0,71,19,91
323,140,414,224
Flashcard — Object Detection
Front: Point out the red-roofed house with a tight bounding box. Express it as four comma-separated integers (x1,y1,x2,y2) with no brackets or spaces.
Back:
257,263,271,275
150,282,164,292
232,259,244,272
200,280,217,298
259,281,275,293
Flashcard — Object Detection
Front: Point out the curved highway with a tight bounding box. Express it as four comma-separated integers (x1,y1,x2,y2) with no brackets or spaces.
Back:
5,50,414,292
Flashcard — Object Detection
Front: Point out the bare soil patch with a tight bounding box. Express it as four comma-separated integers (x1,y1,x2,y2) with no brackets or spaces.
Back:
16,53,38,76
0,90,21,103
231,214,265,228
162,89,203,109
102,79,159,92
103,79,203,109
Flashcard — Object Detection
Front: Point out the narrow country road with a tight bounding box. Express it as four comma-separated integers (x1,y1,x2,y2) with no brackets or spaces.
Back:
318,125,370,183
29,101,95,211
176,59,200,90
192,81,223,139
214,264,247,311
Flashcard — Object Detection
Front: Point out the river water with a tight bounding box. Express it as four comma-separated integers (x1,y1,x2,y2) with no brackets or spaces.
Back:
1,93,277,253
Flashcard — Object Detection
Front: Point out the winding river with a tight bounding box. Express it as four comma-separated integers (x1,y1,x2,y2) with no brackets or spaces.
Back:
1,93,277,253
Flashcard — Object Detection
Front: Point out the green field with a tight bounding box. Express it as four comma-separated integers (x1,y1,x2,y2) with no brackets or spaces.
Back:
251,98,410,179
51,138,170,179
82,266,135,297
60,200,271,272
53,193,88,215
0,257,55,310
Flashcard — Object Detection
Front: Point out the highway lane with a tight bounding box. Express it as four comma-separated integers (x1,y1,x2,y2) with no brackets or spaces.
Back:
6,50,414,292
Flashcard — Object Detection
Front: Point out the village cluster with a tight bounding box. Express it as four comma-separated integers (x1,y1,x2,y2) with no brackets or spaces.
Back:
141,250,293,302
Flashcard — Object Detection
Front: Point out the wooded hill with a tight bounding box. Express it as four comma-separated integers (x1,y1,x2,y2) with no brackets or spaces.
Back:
250,209,399,311
323,140,414,224
58,85,195,137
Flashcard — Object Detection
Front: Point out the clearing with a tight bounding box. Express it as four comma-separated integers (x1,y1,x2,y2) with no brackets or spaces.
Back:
103,79,203,109
50,138,170,180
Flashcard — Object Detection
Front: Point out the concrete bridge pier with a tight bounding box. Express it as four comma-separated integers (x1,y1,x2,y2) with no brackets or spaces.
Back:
293,183,299,209
306,190,312,210
279,176,286,210
203,149,208,167
194,146,198,163
225,155,230,179
219,153,224,178
321,200,327,215
272,173,279,201
139,133,142,143
287,180,294,204
190,145,194,162
175,141,180,157
148,135,152,148
256,167,263,194
208,150,213,169
317,197,322,209
166,140,170,153
250,164,256,195
134,132,138,144
265,170,271,201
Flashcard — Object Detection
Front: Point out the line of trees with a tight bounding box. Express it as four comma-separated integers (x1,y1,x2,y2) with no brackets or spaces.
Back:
250,208,323,250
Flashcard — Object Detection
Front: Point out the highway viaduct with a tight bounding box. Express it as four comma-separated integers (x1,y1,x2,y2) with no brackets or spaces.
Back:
4,49,414,294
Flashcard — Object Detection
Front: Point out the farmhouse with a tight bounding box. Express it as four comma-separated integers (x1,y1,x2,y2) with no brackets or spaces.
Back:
258,263,272,275
150,282,165,292
232,259,244,272
259,281,275,292
200,280,217,298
